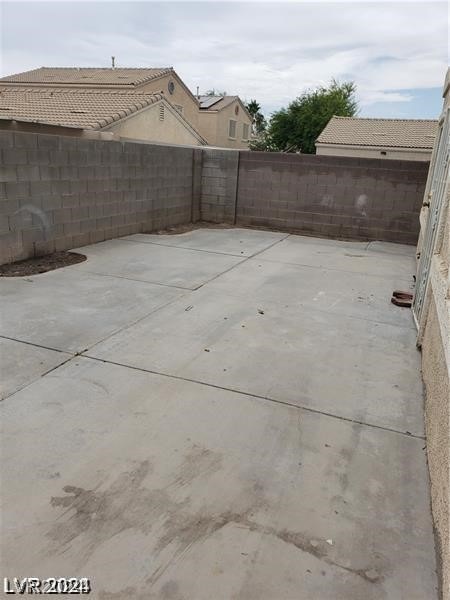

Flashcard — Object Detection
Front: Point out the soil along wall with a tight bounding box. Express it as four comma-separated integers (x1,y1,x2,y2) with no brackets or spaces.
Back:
235,152,429,244
0,131,201,264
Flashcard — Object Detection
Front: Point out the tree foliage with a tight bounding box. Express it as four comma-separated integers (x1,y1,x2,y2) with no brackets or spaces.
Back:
245,99,267,136
205,89,226,97
255,80,358,153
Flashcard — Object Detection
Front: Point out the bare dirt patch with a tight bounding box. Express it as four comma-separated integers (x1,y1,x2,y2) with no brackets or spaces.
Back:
0,252,87,277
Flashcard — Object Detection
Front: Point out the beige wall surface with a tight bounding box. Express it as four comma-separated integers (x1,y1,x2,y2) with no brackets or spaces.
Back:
415,68,450,600
140,73,200,131
197,111,218,146
215,99,251,149
197,99,252,149
316,143,432,162
422,295,449,600
107,100,202,146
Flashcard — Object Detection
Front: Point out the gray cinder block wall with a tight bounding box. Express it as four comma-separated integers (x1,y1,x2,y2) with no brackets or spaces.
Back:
0,132,201,264
200,149,239,223
201,150,429,245
0,131,429,265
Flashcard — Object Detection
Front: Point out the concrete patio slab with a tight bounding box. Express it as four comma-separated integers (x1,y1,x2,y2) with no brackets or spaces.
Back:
88,286,423,435
0,269,185,352
366,241,417,257
73,238,245,289
0,337,69,400
122,228,288,257
206,256,415,328
259,235,416,279
0,228,437,599
1,358,436,600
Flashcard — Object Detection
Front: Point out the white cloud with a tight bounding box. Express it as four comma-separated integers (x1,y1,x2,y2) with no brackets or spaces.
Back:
1,1,448,115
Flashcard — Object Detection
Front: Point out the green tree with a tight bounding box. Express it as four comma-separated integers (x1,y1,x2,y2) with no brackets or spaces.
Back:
245,99,267,135
205,89,226,97
262,79,358,153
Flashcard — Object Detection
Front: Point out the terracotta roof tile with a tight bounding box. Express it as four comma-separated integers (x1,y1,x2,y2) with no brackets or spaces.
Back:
0,88,163,129
0,67,172,87
317,116,438,149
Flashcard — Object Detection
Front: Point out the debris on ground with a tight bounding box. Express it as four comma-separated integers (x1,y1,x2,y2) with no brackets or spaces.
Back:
391,289,413,308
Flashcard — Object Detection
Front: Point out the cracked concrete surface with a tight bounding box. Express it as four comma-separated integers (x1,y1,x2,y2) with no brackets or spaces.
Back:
0,228,438,599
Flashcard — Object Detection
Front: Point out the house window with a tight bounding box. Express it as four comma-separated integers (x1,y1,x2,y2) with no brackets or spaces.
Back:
174,104,183,114
242,123,249,141
228,119,237,139
159,105,165,121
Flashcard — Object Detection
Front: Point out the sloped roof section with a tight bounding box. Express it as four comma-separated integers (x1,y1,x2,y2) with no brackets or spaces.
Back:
0,67,172,87
0,88,164,129
199,95,238,111
317,116,438,149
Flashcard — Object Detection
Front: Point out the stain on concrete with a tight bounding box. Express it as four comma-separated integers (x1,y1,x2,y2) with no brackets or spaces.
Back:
169,444,222,488
47,445,223,567
149,508,384,586
49,444,383,589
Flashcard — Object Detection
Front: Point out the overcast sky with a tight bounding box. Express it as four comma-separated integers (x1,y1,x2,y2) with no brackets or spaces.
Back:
0,1,448,119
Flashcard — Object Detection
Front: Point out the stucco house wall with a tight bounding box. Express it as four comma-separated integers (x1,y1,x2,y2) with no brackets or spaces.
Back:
197,98,252,149
415,68,450,600
197,111,218,147
106,100,204,146
215,99,251,149
316,143,432,162
138,72,200,131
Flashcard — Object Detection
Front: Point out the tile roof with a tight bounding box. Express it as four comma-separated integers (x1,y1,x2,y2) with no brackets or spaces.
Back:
0,88,164,129
0,67,172,87
316,116,438,149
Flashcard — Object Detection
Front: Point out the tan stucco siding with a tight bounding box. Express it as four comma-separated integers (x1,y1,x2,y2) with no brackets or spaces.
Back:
422,294,449,600
316,143,432,162
107,101,202,146
197,99,252,149
415,69,450,600
197,111,218,146
140,73,200,131
215,100,251,149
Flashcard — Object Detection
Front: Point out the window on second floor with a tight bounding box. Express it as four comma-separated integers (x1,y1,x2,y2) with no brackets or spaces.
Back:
242,123,250,141
228,119,237,139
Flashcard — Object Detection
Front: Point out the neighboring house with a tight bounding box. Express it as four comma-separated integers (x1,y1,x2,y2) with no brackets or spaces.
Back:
197,95,252,149
0,88,206,146
316,116,438,161
0,67,204,145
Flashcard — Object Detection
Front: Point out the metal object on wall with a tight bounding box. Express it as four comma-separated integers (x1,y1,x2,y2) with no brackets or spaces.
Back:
413,107,450,326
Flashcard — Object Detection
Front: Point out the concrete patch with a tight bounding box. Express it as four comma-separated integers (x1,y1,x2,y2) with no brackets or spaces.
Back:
88,286,424,435
258,235,416,279
122,228,288,257
0,269,184,352
206,257,416,328
0,358,437,599
366,241,417,257
73,239,245,288
0,337,69,399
